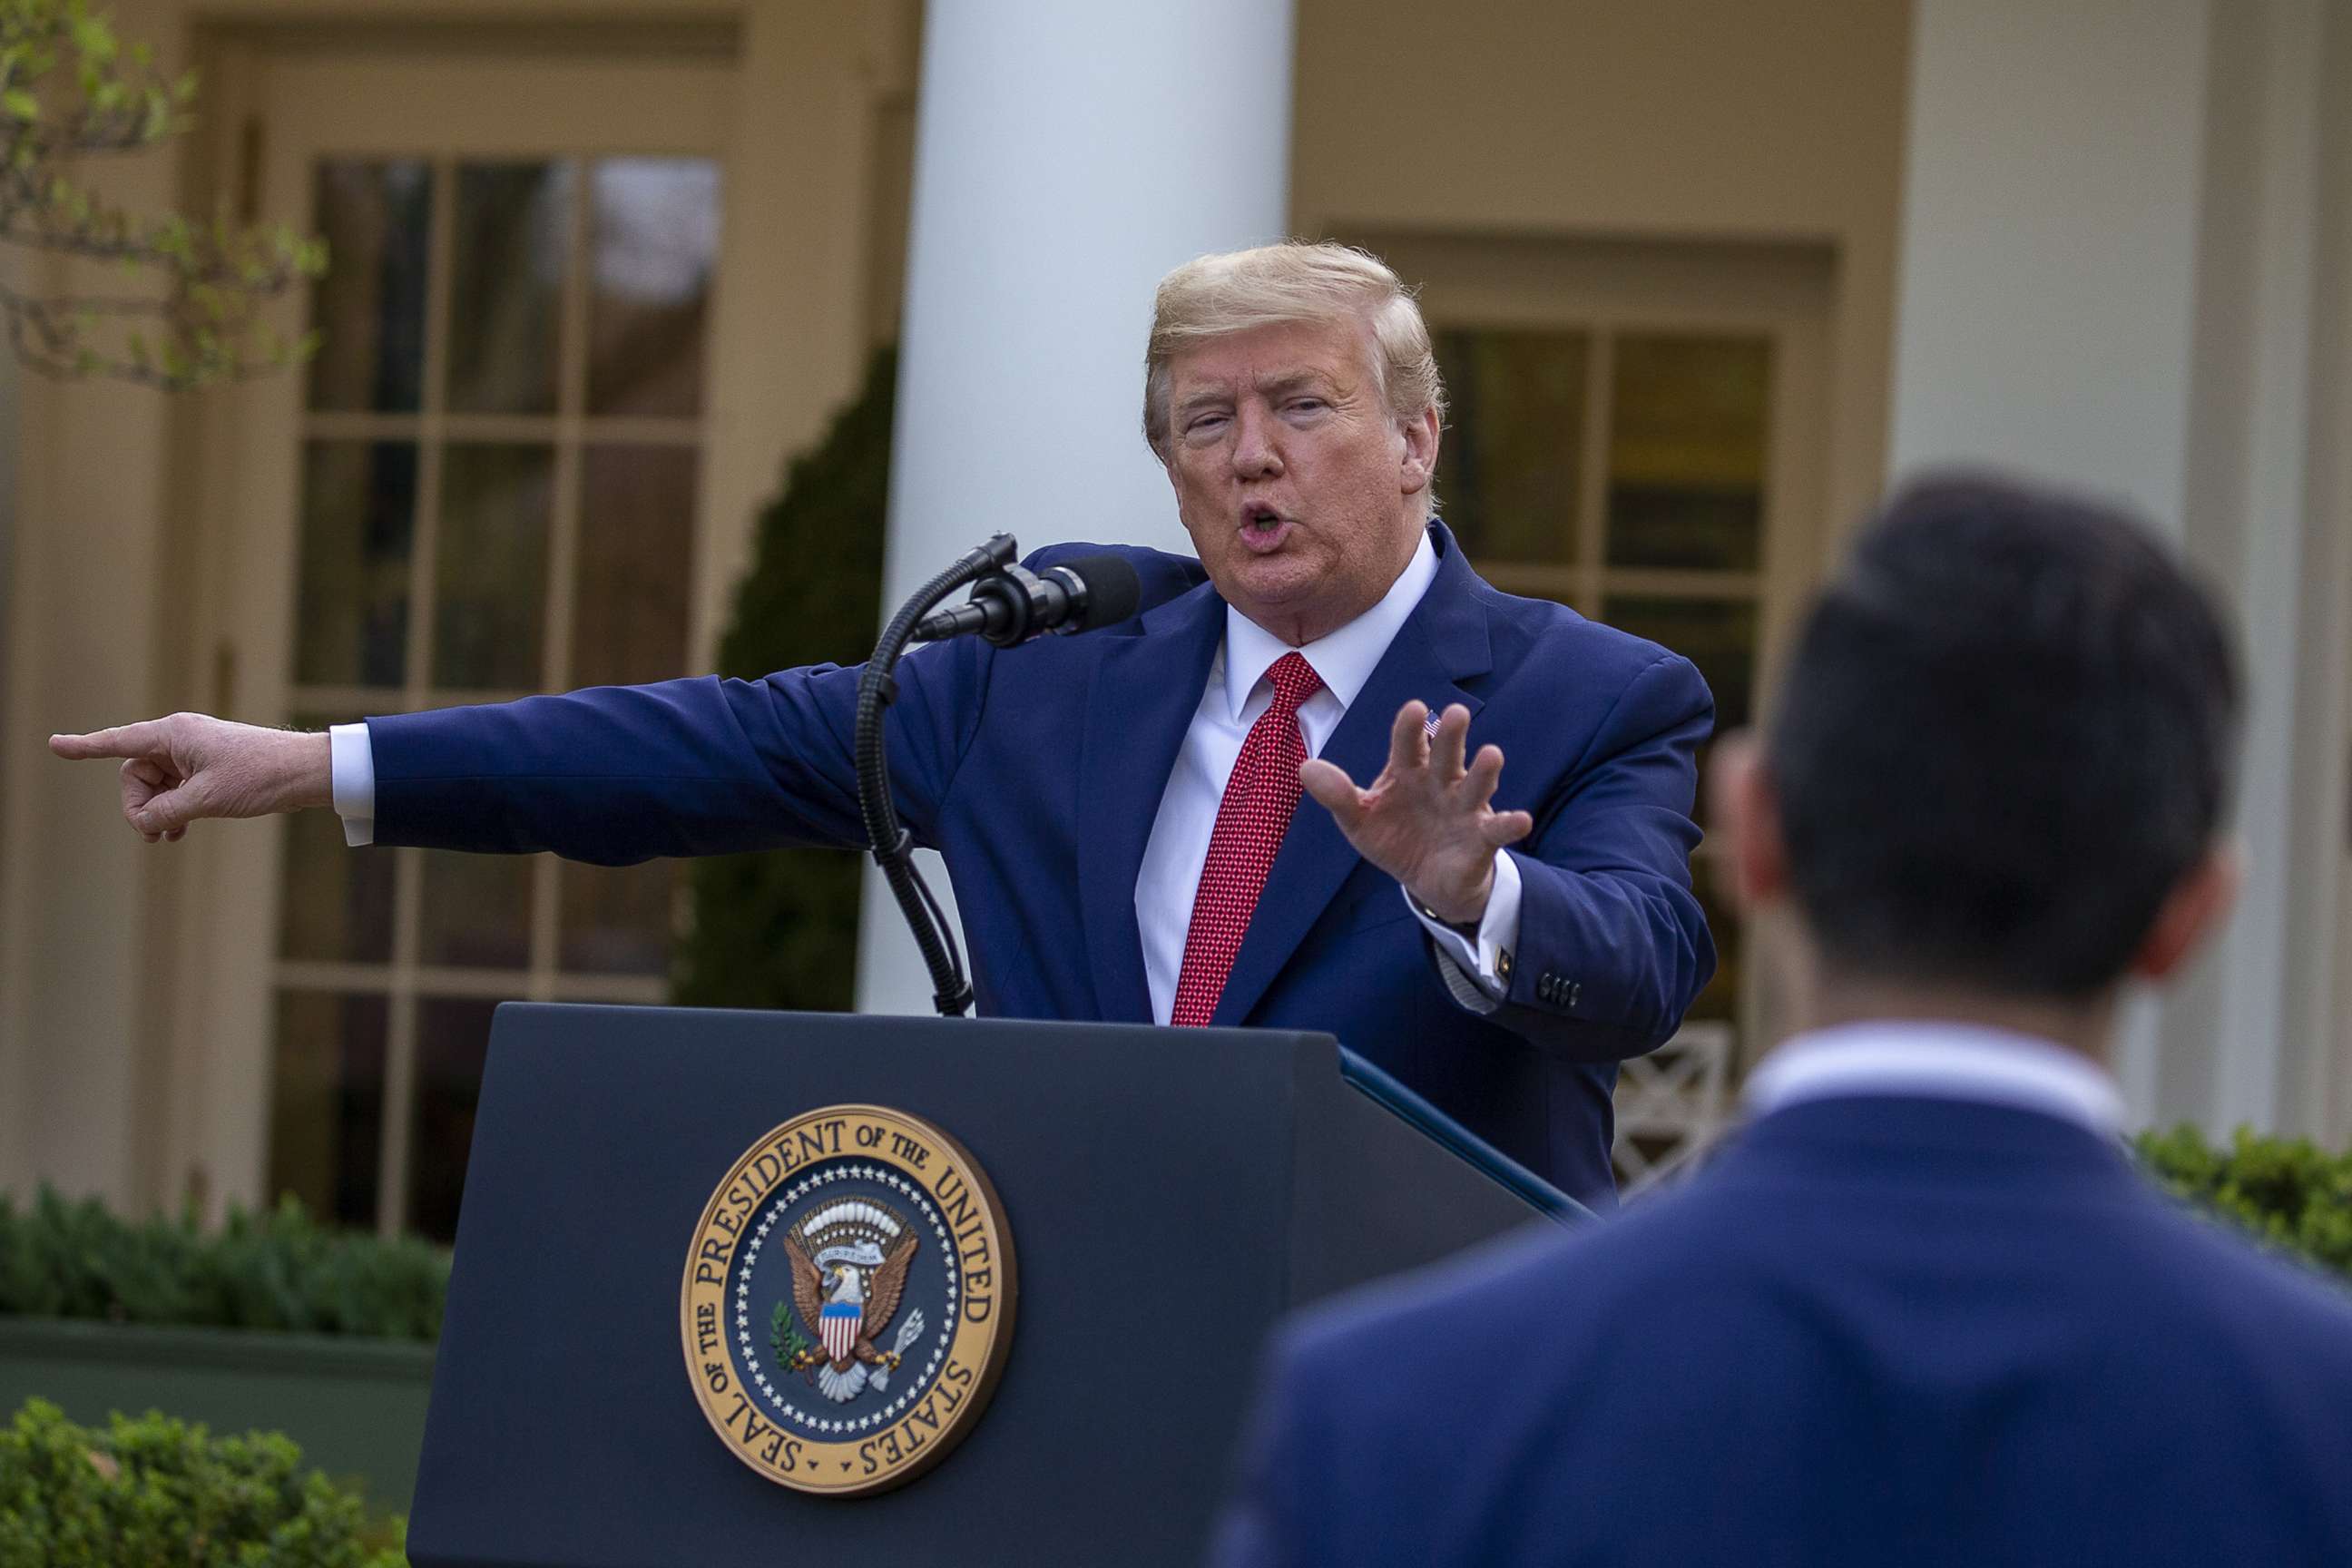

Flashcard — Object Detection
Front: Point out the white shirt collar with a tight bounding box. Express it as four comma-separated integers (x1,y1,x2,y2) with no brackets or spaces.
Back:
1742,1021,2126,1137
1221,529,1439,720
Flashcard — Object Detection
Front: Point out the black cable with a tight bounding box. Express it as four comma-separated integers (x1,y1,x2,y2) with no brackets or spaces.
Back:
855,534,1017,1016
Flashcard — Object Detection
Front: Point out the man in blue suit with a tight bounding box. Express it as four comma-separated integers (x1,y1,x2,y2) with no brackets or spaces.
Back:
51,241,1713,1208
1213,475,2352,1566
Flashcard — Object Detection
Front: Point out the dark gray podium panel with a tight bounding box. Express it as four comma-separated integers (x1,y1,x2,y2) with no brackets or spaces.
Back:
407,1005,1566,1568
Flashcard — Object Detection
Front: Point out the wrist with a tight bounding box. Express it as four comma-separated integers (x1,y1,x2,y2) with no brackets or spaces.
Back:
286,729,335,811
1408,862,1495,930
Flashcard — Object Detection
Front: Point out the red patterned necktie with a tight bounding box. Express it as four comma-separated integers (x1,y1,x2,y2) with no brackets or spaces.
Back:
1171,651,1326,1026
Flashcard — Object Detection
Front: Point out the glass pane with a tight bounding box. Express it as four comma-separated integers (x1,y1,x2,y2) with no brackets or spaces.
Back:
267,989,387,1229
560,859,677,975
1432,328,1586,563
435,444,553,690
418,849,534,969
1602,595,1758,824
408,996,500,1243
307,161,430,414
293,441,416,688
1605,334,1771,572
447,162,572,416
573,445,695,687
588,158,720,417
279,718,394,963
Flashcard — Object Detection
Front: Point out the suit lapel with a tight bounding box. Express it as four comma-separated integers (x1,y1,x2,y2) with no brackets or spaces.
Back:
1074,583,1225,1022
1209,524,1495,1027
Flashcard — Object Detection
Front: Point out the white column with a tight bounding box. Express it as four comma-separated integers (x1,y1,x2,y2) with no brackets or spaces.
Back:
853,0,1297,1014
2178,0,2325,1134
1888,0,2211,521
1887,0,2352,1138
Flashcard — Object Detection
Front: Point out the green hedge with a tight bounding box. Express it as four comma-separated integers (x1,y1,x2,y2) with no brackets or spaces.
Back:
671,345,895,1014
2134,1124,2352,1281
0,1189,446,1341
0,1399,401,1566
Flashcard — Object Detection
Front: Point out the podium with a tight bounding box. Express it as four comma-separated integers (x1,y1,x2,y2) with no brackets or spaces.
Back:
407,1004,1582,1567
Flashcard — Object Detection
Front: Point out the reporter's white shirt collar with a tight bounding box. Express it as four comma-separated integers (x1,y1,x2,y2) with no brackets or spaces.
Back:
1743,1021,2125,1138
1221,530,1438,719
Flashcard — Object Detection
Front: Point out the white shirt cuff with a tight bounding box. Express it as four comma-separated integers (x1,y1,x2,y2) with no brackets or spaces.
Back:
1406,849,1524,1013
328,722,377,848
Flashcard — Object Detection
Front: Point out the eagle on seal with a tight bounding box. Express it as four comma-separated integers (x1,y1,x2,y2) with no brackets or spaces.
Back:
785,1228,922,1403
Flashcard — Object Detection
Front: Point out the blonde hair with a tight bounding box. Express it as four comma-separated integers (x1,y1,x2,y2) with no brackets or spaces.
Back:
1142,240,1446,459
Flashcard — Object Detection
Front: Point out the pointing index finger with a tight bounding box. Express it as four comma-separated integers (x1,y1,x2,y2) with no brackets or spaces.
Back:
50,721,165,760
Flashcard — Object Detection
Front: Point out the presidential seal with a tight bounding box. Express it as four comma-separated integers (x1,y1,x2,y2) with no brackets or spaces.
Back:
680,1104,1016,1496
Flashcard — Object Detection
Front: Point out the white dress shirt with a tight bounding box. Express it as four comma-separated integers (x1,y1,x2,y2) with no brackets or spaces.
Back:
1743,1020,2125,1137
329,529,1523,1019
1131,531,1520,1024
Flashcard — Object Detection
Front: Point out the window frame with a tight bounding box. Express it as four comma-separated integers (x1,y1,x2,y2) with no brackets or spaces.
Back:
1357,230,1836,1083
175,44,735,1237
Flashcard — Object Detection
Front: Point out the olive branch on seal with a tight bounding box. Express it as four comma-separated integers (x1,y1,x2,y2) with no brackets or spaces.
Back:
771,1299,816,1374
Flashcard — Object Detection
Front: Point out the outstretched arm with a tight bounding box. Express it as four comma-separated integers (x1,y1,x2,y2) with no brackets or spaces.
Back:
46,640,989,861
357,649,984,863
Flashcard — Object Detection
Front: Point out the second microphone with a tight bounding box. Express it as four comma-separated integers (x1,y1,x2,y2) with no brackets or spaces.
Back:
910,554,1143,647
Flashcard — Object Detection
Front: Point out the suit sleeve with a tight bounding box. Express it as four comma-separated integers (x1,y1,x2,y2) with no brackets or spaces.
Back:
1443,651,1716,1060
1210,1332,1326,1568
360,639,992,864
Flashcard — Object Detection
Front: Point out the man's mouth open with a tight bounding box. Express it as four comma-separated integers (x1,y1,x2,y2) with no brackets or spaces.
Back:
1240,504,1293,554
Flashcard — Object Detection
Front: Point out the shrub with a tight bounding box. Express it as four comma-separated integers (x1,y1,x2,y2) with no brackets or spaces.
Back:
0,1398,402,1566
2134,1124,2352,1281
0,1188,446,1341
671,346,895,1013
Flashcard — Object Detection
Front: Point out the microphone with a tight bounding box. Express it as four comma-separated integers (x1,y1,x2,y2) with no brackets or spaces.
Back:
910,553,1142,647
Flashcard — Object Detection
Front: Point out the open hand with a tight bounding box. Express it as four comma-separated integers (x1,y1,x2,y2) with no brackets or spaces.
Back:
1300,701,1534,925
48,714,332,842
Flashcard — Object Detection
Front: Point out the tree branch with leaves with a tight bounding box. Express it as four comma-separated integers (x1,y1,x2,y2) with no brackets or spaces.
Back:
0,0,326,390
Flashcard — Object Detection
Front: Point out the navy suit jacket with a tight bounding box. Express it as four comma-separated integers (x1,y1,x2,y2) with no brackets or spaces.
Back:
1216,1094,2352,1567
364,521,1714,1205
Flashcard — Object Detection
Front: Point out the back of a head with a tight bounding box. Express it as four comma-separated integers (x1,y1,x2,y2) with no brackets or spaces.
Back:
1768,474,2240,998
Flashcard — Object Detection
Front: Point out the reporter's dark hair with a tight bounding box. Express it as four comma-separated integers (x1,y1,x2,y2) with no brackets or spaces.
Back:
1766,473,2239,998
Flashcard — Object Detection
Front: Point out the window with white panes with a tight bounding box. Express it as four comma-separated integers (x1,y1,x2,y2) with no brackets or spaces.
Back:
1434,326,1774,1181
270,154,721,1240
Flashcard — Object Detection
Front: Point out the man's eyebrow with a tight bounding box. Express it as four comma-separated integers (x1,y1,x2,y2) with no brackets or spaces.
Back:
1175,368,1346,418
1255,368,1341,397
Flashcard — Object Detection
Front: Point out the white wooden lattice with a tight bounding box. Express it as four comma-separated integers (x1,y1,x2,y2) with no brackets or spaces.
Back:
1612,1021,1737,1197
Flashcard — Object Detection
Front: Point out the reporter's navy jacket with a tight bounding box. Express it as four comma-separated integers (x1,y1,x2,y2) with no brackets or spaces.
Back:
1216,1094,2352,1567
363,521,1715,1206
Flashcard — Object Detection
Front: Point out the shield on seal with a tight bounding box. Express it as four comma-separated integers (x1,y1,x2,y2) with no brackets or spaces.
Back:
820,1293,861,1364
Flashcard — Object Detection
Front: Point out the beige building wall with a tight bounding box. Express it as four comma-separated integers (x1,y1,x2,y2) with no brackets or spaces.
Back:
1290,0,1911,544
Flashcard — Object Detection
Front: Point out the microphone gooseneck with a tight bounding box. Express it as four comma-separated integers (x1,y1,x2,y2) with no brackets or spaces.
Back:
858,540,1142,1017
855,534,1016,1017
